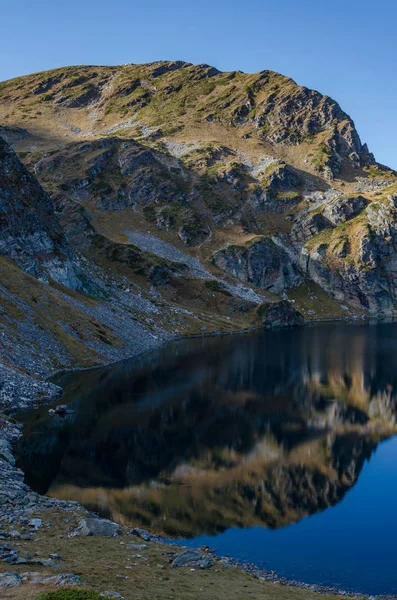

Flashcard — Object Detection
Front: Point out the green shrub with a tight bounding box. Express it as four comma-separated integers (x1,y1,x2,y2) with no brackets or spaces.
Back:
205,280,232,297
36,589,104,600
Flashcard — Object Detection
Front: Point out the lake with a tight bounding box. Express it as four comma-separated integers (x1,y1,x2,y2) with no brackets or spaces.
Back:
17,322,397,595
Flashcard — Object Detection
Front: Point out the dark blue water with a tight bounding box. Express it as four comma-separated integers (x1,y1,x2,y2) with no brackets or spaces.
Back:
17,322,397,595
179,435,397,594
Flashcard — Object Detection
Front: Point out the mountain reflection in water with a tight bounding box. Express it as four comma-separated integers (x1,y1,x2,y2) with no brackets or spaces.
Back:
17,323,397,539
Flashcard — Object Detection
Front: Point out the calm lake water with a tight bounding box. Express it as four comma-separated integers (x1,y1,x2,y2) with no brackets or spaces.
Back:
17,322,397,595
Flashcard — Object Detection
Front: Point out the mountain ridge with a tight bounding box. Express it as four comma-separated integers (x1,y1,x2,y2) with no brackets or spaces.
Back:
0,60,375,177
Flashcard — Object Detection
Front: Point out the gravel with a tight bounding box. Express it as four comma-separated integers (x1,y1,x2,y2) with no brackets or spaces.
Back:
162,140,199,158
126,231,211,277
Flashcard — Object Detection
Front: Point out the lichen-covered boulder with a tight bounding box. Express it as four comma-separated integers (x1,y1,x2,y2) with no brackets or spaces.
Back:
72,518,119,537
171,548,213,569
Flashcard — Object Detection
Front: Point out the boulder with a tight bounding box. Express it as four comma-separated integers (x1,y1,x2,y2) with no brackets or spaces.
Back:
148,265,172,286
0,573,21,588
73,518,120,537
322,195,367,226
28,518,42,530
100,592,125,600
171,548,213,569
28,573,82,586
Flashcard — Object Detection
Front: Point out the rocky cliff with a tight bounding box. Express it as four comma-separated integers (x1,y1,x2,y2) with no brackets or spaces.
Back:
0,137,79,288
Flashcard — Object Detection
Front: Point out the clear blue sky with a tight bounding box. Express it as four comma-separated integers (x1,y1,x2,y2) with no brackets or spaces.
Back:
1,0,396,168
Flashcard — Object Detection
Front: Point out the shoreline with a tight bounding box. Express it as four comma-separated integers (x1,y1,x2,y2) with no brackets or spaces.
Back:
43,312,374,388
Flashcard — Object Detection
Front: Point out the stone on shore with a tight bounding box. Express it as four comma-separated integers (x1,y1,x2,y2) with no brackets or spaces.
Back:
73,517,120,537
171,548,213,569
0,573,21,588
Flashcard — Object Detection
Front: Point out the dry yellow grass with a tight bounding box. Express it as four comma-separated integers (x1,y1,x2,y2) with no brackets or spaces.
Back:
0,509,347,600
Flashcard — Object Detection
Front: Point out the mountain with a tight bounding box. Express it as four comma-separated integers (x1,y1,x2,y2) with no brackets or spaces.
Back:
1,61,397,390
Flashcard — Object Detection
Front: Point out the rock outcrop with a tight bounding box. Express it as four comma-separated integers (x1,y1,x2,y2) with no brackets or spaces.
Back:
298,194,397,313
0,137,80,288
213,237,301,293
257,300,304,327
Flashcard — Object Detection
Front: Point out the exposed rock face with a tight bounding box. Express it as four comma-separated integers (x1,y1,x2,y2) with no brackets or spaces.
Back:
299,195,397,314
0,137,79,288
292,195,368,243
252,78,373,168
264,162,301,192
257,300,304,327
292,212,332,243
213,237,301,293
322,194,367,226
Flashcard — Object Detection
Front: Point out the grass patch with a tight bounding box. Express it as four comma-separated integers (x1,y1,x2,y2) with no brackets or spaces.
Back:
364,165,396,179
276,191,300,201
35,591,103,600
0,506,353,600
311,144,332,171
287,281,349,320
204,280,232,296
